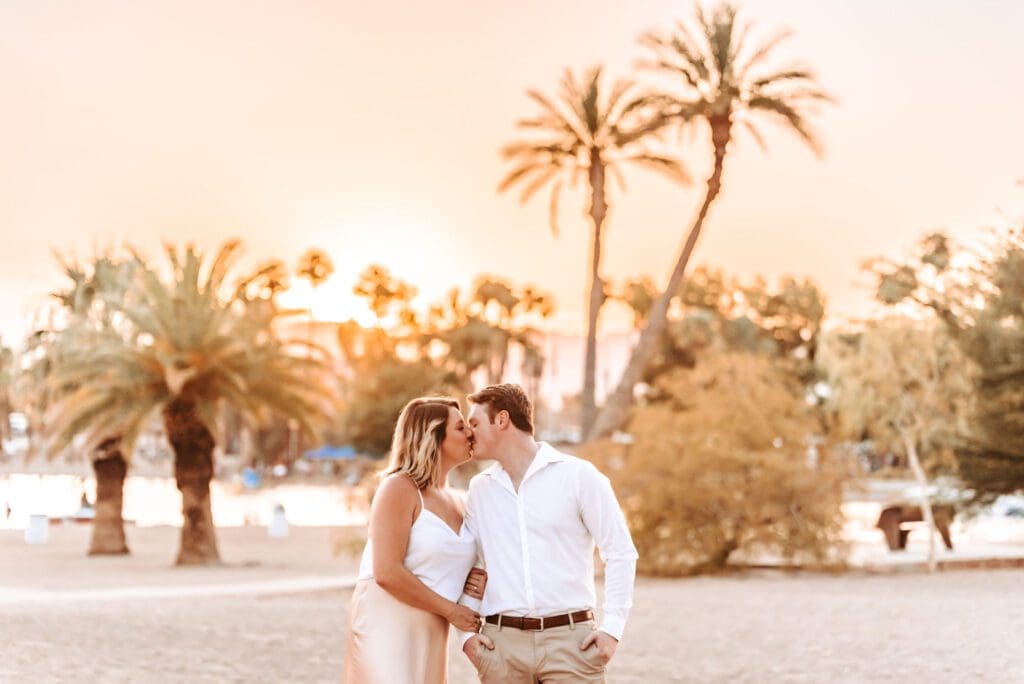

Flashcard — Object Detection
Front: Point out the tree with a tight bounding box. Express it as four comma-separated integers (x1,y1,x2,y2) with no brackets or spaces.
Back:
353,265,417,323
45,242,338,565
340,356,452,456
817,319,974,570
336,271,555,452
591,2,832,439
293,250,334,459
0,341,13,447
613,266,825,384
471,278,554,385
870,228,1024,501
417,278,553,392
296,249,334,290
584,352,846,575
500,65,688,438
241,259,290,301
20,253,139,555
334,303,454,457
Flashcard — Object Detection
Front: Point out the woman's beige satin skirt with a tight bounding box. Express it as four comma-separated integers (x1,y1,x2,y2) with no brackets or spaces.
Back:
343,579,449,683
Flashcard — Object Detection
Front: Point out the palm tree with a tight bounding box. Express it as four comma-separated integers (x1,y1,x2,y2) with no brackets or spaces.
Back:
353,265,417,323
46,242,337,565
23,254,139,555
296,249,333,339
500,65,689,438
296,249,334,291
590,2,832,439
294,249,333,460
0,342,13,447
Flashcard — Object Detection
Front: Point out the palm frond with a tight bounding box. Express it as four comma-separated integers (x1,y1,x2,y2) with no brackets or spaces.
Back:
747,94,824,157
497,161,550,194
519,164,564,204
740,119,768,152
603,77,637,126
526,89,589,144
609,163,628,192
625,153,692,185
749,67,816,90
736,28,793,79
706,3,739,78
202,239,243,294
548,179,563,238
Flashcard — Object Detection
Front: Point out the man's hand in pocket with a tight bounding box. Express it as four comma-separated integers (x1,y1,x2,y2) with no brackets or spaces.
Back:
580,630,618,665
463,634,495,668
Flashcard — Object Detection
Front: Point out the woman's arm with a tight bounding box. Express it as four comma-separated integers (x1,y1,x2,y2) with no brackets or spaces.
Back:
370,475,480,632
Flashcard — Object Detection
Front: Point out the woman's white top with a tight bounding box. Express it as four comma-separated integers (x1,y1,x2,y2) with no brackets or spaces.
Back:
358,487,477,603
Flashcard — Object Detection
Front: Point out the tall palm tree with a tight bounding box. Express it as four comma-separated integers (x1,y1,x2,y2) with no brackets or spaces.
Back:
500,65,689,437
590,2,832,439
294,249,333,460
46,242,337,565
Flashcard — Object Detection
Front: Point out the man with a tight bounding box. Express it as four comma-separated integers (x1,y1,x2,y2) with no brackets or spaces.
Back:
459,383,638,683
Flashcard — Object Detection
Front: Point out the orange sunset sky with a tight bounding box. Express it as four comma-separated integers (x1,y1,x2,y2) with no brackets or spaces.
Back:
2,0,1023,345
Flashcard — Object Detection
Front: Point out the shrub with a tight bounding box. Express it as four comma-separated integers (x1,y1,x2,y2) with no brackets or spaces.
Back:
583,352,848,576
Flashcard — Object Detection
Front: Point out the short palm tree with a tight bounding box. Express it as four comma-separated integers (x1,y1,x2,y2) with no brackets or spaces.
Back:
46,242,338,565
500,65,689,437
297,248,334,290
296,248,333,337
591,2,833,438
0,343,14,447
22,254,139,556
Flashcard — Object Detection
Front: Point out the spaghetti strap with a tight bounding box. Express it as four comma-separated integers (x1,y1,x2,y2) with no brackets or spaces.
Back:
407,475,424,517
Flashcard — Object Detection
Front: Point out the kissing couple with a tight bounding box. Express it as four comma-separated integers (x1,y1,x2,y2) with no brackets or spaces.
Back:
344,383,637,683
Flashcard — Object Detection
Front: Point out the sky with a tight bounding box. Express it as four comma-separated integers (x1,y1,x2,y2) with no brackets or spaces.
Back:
2,0,1023,346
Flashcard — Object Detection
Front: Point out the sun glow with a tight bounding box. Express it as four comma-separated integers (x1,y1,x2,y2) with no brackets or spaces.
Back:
277,277,378,328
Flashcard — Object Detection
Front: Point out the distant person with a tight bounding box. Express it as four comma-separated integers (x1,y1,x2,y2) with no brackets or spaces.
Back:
343,397,486,683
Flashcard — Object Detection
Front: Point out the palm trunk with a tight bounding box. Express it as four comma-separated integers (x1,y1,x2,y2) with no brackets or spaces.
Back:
88,438,129,556
589,118,731,440
164,396,220,566
0,401,11,445
495,330,511,384
900,428,938,572
581,151,608,438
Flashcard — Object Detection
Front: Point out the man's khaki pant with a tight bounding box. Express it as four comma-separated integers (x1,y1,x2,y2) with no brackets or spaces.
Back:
473,619,607,683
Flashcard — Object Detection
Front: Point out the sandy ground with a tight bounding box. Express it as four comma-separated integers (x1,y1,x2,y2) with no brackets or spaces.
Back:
1,525,1022,684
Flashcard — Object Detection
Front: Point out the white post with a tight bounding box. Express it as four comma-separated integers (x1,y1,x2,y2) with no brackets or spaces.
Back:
25,514,49,545
268,504,289,538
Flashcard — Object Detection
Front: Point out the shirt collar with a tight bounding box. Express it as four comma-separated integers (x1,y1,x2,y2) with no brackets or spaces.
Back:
483,441,566,479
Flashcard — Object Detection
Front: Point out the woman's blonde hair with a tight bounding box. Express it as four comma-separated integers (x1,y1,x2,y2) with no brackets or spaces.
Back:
384,397,461,489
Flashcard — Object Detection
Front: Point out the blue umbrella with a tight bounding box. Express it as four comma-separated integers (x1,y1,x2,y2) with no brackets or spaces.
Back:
304,445,357,460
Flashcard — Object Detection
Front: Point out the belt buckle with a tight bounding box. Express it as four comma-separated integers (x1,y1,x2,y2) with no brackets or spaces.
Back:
538,616,545,631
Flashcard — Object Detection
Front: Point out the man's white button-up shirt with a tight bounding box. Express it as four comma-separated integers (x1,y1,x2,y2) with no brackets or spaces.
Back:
459,442,638,644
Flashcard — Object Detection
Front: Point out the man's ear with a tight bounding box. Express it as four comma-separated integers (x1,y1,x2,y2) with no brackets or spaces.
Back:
496,410,510,430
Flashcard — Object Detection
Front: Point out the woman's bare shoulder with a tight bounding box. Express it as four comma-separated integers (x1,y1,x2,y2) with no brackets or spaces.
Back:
374,473,421,508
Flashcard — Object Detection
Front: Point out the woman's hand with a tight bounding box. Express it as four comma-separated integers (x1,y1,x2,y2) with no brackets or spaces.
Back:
445,602,483,632
463,567,487,599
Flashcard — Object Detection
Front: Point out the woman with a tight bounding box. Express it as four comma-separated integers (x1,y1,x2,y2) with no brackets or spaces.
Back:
344,397,486,683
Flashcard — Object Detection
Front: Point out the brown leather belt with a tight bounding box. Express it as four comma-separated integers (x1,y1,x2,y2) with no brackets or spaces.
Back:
484,610,594,631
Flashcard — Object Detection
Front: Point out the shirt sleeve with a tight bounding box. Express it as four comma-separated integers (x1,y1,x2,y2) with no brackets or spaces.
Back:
455,480,485,648
577,462,638,641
